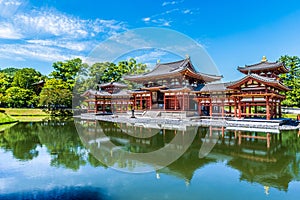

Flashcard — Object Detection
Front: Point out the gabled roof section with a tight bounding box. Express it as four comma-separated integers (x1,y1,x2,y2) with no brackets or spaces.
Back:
237,57,288,75
123,58,222,83
98,82,127,88
81,89,130,97
227,74,290,91
197,82,234,93
81,90,111,97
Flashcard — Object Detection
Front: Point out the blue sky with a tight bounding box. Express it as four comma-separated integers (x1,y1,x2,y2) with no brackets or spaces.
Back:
0,0,300,81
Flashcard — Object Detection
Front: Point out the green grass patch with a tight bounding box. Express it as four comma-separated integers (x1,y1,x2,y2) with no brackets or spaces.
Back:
282,113,298,119
0,112,18,124
1,108,50,116
13,116,49,122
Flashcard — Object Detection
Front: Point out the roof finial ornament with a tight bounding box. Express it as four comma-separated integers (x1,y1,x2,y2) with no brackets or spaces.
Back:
157,59,160,63
185,54,190,59
261,56,267,62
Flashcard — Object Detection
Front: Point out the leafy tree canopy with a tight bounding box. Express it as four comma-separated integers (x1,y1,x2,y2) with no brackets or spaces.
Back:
12,68,42,90
0,67,20,77
0,72,11,93
99,58,148,86
39,79,72,114
3,86,38,108
278,55,300,107
50,58,83,89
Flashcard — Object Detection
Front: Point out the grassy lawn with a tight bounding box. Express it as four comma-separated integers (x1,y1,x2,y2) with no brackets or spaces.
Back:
1,108,49,116
13,116,49,122
282,113,298,119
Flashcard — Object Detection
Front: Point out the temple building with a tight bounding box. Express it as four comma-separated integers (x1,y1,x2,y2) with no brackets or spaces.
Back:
124,57,222,111
82,56,289,120
82,82,131,113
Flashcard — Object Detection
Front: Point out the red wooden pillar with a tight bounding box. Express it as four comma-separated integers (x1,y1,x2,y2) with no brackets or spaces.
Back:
95,99,97,113
134,95,136,110
149,92,152,110
248,105,251,118
182,94,185,111
199,101,202,116
221,100,224,117
266,96,270,120
164,94,166,110
140,95,142,110
234,97,237,118
274,101,277,118
279,100,282,118
174,95,177,110
209,98,212,118
187,94,190,110
238,99,242,119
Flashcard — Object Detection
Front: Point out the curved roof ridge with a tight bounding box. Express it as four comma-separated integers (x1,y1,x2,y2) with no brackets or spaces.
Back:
244,61,280,68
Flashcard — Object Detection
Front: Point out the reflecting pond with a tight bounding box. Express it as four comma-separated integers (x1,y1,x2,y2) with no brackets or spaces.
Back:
0,119,299,200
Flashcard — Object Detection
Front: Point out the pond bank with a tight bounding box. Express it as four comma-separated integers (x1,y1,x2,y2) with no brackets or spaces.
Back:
0,112,18,125
77,113,300,131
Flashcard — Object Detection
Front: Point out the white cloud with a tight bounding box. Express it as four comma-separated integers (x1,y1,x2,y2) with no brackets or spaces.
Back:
150,18,172,27
183,9,192,14
0,5,127,63
133,50,168,63
26,39,92,52
162,1,178,6
0,43,84,62
0,22,22,39
13,9,126,39
142,17,151,22
0,0,23,17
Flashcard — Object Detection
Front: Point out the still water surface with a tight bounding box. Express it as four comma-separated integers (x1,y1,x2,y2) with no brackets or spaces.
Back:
0,119,299,200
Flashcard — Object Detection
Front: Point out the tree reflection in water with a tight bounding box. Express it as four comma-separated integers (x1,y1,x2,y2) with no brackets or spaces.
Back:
0,119,299,191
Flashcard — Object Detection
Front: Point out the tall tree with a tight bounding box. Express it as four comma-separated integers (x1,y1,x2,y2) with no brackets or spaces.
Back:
278,55,300,107
50,58,83,89
12,68,42,90
100,58,148,84
0,72,11,94
39,79,72,114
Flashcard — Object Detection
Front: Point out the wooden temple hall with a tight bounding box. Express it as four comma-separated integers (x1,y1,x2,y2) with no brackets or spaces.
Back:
82,56,289,120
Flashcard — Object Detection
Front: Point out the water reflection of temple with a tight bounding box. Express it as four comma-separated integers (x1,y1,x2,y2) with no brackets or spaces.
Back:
76,120,300,191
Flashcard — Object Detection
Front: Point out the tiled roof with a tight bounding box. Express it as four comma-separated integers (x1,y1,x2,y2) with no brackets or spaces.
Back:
98,82,127,88
227,74,290,91
237,61,288,73
81,90,111,97
198,82,233,92
82,89,130,97
112,90,131,97
160,86,192,93
124,58,222,82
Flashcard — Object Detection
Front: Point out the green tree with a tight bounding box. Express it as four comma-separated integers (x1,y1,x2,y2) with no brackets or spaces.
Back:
50,58,83,89
278,55,300,107
0,67,19,77
100,58,148,84
3,87,38,108
39,79,72,114
12,68,42,90
0,72,11,94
